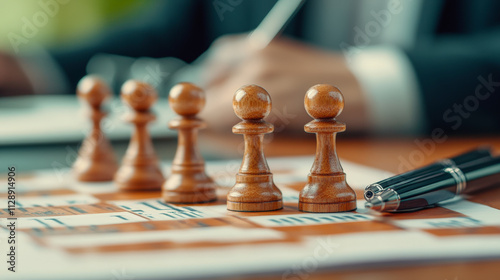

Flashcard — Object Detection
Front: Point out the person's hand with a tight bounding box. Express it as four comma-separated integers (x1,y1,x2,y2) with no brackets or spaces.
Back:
199,35,369,135
0,52,33,96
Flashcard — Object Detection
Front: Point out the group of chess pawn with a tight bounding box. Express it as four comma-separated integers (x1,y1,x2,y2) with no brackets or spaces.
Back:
73,76,357,213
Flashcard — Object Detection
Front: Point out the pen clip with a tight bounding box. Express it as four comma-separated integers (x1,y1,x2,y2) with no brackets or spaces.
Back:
443,167,467,195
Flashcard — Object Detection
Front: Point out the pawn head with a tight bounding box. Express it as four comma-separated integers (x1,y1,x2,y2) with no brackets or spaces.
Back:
304,84,344,119
121,80,157,111
77,75,111,109
169,82,205,116
233,85,271,120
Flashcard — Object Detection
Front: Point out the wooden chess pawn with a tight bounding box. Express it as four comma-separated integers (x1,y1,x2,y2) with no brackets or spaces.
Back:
162,83,217,203
299,84,357,212
114,80,164,191
73,75,118,182
227,85,283,212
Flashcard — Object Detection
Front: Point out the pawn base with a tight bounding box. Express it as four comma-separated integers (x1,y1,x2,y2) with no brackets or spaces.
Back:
227,173,283,212
73,138,118,182
163,190,216,204
73,159,117,182
298,200,356,213
114,165,164,191
162,168,217,204
227,200,282,212
299,173,357,213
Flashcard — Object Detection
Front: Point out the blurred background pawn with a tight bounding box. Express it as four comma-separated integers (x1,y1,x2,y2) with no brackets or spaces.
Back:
162,82,217,203
114,80,164,191
73,75,118,182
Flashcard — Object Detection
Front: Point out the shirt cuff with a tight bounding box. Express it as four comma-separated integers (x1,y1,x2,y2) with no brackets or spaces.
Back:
346,46,426,135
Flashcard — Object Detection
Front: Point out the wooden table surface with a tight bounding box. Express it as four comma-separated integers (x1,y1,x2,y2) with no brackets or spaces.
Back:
202,134,500,279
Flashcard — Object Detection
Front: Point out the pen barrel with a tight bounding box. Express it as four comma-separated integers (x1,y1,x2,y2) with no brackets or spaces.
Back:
370,162,446,189
398,172,458,200
391,157,500,211
450,146,492,166
396,189,456,212
365,147,492,195
461,158,500,194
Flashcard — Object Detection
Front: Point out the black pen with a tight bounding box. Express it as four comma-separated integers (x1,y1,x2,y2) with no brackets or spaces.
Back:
365,156,500,212
363,147,492,201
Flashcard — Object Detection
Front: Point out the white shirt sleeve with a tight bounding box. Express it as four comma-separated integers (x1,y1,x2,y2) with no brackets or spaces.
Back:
346,46,426,135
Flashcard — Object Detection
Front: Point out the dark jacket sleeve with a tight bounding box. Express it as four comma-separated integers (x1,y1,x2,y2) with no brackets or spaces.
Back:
405,28,500,135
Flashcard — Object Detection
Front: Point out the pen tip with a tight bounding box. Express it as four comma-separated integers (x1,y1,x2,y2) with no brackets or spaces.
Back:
366,196,384,212
365,190,374,199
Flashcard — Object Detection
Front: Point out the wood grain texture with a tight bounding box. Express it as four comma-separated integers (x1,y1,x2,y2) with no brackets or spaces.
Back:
162,83,217,203
73,75,118,182
114,80,164,191
299,84,356,212
227,85,283,212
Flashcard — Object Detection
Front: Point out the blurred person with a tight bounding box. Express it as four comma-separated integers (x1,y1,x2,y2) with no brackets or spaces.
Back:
1,0,499,136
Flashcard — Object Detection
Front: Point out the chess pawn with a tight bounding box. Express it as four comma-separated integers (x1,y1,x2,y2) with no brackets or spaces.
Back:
299,84,357,212
162,83,217,203
73,75,118,182
114,80,164,191
227,85,283,212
